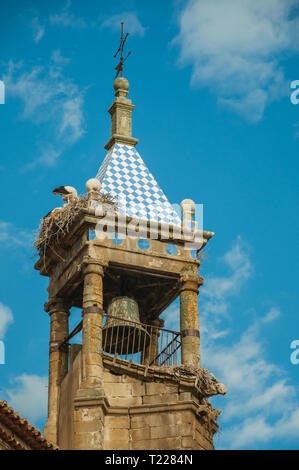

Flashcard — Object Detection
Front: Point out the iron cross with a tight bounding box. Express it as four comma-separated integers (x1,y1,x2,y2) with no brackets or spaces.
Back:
114,22,131,78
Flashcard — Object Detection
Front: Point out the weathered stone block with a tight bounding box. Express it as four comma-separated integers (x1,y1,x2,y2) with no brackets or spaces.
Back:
150,424,178,439
130,426,150,441
182,436,201,450
105,415,130,428
131,439,152,450
122,374,140,383
74,420,103,433
194,429,214,450
131,412,177,429
131,383,146,396
108,396,142,407
173,410,194,424
179,422,194,437
104,427,129,441
103,370,123,383
104,440,130,450
179,392,192,401
104,382,132,397
145,382,177,395
151,437,181,450
73,430,103,450
142,393,178,405
131,437,182,450
130,415,149,429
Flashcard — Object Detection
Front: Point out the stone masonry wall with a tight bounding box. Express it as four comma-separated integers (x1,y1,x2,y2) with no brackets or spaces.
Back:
103,368,215,450
57,351,216,450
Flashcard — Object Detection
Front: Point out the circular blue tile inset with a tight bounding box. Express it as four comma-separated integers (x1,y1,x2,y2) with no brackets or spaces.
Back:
111,234,123,245
87,229,96,241
138,238,150,250
166,244,178,256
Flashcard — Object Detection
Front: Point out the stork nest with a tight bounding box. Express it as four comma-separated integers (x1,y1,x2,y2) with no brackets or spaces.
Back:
34,193,116,257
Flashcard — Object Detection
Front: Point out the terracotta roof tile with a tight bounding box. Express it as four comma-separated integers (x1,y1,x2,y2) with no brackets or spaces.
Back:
0,400,58,450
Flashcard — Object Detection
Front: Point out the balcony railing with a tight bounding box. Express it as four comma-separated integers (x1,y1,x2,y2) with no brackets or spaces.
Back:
59,314,181,369
102,314,181,367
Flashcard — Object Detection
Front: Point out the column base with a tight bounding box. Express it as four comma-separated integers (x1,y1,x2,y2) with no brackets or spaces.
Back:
74,387,109,408
73,388,109,450
43,421,58,446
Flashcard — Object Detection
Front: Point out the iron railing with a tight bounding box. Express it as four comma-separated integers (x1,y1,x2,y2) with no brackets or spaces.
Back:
60,314,181,368
102,314,181,367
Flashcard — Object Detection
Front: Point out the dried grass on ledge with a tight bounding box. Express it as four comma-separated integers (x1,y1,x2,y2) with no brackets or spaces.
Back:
34,193,116,257
160,364,226,397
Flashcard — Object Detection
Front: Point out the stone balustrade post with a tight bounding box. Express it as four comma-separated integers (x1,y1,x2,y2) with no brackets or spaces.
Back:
73,257,108,450
44,298,69,445
180,274,203,368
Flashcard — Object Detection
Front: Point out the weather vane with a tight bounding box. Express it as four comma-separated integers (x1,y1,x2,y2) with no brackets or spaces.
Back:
114,22,131,79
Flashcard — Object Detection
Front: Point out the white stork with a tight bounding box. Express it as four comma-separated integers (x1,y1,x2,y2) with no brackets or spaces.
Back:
42,186,78,221
52,186,78,203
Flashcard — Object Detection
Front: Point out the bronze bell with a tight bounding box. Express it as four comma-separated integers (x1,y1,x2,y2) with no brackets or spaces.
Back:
103,296,150,354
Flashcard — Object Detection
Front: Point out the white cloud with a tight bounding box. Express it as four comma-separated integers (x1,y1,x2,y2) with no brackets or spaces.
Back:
51,49,70,65
201,237,252,322
208,323,299,449
23,145,62,171
222,408,299,448
4,57,85,169
59,95,84,140
164,237,251,332
163,301,180,331
164,237,298,449
4,374,48,425
0,302,13,339
0,220,33,248
262,307,281,323
101,12,146,36
30,16,45,43
196,240,299,449
50,0,86,28
174,0,299,122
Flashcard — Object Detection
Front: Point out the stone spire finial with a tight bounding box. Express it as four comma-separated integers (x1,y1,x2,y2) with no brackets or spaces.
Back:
181,199,197,231
86,178,101,200
114,77,129,98
104,77,138,150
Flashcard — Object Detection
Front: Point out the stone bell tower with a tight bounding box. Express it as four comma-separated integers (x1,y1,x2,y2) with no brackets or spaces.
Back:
35,76,226,450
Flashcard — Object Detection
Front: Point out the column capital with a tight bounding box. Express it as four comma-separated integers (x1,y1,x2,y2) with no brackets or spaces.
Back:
152,318,165,328
44,297,70,314
180,277,203,294
82,256,108,276
180,280,198,294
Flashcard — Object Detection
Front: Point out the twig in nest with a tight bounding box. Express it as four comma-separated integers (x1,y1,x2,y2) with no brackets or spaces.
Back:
34,193,116,259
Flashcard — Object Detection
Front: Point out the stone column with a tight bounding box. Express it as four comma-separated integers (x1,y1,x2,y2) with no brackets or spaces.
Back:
143,319,164,366
73,257,108,450
44,298,69,445
180,276,203,368
81,259,105,387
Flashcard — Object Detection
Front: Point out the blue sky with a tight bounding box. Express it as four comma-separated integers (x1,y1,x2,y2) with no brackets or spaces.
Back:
0,0,299,450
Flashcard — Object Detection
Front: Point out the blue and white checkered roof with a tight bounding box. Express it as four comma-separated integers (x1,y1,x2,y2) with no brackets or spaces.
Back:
96,143,181,226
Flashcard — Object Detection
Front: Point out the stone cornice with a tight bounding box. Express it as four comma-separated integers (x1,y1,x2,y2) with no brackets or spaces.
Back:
104,135,139,150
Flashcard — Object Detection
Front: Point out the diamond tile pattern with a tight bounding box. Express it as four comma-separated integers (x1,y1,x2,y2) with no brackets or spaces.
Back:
96,143,181,225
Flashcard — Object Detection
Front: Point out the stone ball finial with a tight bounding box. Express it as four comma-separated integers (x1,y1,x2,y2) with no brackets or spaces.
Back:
181,199,196,230
86,178,101,193
180,199,195,212
114,77,129,92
